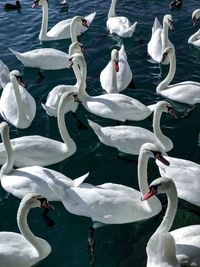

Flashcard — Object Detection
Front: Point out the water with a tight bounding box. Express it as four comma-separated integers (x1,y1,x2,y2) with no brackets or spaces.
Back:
0,0,200,266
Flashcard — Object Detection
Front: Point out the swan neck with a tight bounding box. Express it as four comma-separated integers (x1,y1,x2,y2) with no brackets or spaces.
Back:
0,125,14,176
17,202,44,256
77,56,89,101
110,60,118,93
57,97,76,153
155,186,178,234
138,151,149,195
188,30,200,44
108,0,116,18
70,17,78,43
156,51,176,92
39,1,48,40
73,61,81,87
152,106,167,148
162,19,169,50
11,76,28,123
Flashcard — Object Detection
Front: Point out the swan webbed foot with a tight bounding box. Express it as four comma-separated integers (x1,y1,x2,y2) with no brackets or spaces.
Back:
87,226,95,267
72,112,88,130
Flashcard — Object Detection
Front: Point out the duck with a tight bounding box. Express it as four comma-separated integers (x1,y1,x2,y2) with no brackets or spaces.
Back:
142,177,200,267
100,45,134,93
147,14,174,64
70,53,158,122
0,193,53,267
106,0,137,38
169,0,182,9
88,100,175,154
32,0,96,41
4,0,21,10
156,47,200,105
0,121,89,200
188,9,200,47
0,91,78,167
156,156,200,207
0,70,36,129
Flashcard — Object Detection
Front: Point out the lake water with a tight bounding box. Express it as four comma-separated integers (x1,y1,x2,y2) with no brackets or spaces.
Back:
0,0,200,266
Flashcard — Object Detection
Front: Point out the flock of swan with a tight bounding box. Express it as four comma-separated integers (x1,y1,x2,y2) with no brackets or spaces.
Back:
0,0,200,266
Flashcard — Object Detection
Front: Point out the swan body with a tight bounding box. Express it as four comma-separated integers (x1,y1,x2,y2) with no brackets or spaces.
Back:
88,100,174,154
0,70,36,129
0,193,52,267
100,45,133,93
106,0,137,38
32,0,96,41
156,47,200,105
156,156,200,207
72,53,157,122
0,59,10,89
188,9,200,47
0,92,77,167
147,15,174,64
142,177,200,267
0,121,89,200
46,143,171,225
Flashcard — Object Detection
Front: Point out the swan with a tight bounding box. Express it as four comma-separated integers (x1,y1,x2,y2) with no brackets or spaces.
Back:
0,59,10,89
41,41,83,117
9,23,86,70
147,14,174,64
45,143,169,260
0,91,78,167
106,0,137,38
88,100,175,154
32,0,96,42
156,156,200,207
70,53,158,122
0,193,53,267
188,9,200,47
142,177,200,267
0,121,89,200
0,70,36,129
156,47,200,105
100,45,133,93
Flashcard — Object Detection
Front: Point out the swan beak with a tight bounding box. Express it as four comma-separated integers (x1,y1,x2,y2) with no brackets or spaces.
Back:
42,200,55,210
155,153,170,166
192,17,197,25
168,107,177,119
32,0,39,8
141,187,157,201
169,20,174,31
16,76,27,88
81,18,89,28
73,94,82,103
114,60,119,72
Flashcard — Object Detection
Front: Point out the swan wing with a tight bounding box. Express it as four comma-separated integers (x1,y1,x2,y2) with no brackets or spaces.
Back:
107,16,137,37
47,18,71,39
147,28,163,63
152,17,162,34
0,59,10,89
100,61,114,93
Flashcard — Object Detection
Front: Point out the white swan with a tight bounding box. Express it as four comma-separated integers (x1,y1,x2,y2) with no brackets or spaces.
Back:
71,53,157,122
41,41,83,117
88,100,175,154
142,177,200,267
0,121,89,200
106,0,137,38
156,47,200,105
32,0,96,42
0,70,36,129
100,45,133,93
9,20,87,70
0,193,53,267
147,14,174,64
0,91,77,167
156,156,200,207
0,59,10,89
188,9,200,47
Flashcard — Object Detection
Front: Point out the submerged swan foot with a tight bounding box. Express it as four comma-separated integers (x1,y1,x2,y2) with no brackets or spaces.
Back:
87,226,95,267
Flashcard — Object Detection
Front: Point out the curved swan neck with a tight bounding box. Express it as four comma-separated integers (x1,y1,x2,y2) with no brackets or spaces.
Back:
155,185,178,234
57,95,76,153
11,76,28,123
162,18,169,50
17,201,44,256
110,59,118,93
0,124,14,175
70,17,79,43
39,0,48,40
156,50,176,92
77,55,88,101
188,30,200,44
138,150,150,195
108,0,116,18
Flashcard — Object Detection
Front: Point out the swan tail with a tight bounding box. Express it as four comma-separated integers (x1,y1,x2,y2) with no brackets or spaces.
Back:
152,17,162,34
88,119,102,136
73,172,90,187
84,12,96,26
147,103,157,112
124,21,137,37
9,48,22,61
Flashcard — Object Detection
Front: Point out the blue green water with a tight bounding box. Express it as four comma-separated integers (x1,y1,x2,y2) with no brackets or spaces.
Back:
0,0,200,266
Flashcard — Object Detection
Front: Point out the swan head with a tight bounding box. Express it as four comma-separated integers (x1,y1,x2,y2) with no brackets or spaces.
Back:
58,91,79,113
0,121,9,139
72,16,89,28
160,46,174,64
140,143,170,165
163,14,173,30
68,42,84,57
192,9,200,25
155,100,177,119
111,49,119,72
32,0,47,8
141,177,175,201
9,70,27,88
21,193,54,209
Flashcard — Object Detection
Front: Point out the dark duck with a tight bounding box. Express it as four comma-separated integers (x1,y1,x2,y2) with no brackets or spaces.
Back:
169,0,182,9
4,0,21,10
